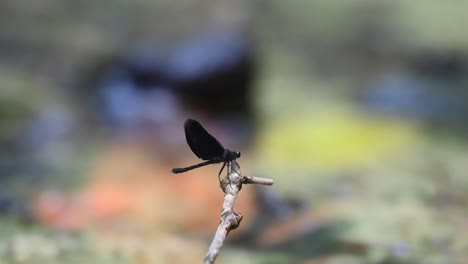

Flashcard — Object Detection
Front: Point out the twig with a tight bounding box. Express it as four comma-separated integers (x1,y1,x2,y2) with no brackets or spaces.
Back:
204,162,273,264
242,175,274,186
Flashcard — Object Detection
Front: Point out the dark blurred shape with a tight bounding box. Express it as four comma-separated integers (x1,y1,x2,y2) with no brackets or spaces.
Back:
91,45,174,130
358,50,468,132
254,185,307,221
167,31,255,118
0,98,38,178
229,186,320,251
0,103,73,181
253,220,366,264
85,30,256,130
263,220,356,256
229,189,367,262
409,50,466,78
0,193,32,222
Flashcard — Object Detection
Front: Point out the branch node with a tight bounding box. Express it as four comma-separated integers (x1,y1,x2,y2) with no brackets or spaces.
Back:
204,165,273,264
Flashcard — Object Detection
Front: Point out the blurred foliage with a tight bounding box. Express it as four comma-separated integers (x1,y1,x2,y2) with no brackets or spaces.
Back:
257,103,418,171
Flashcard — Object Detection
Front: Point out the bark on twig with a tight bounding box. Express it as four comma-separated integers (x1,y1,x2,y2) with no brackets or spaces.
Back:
203,162,273,264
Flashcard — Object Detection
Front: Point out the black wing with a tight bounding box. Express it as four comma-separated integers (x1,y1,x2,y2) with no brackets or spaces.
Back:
184,119,225,160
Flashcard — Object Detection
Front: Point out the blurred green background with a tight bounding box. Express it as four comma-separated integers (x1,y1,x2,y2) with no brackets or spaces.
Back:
1,1,468,263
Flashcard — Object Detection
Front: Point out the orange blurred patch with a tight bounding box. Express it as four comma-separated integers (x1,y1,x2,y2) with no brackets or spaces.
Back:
34,138,257,236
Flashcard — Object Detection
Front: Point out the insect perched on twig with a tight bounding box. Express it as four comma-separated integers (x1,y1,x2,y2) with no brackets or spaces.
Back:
172,119,241,179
